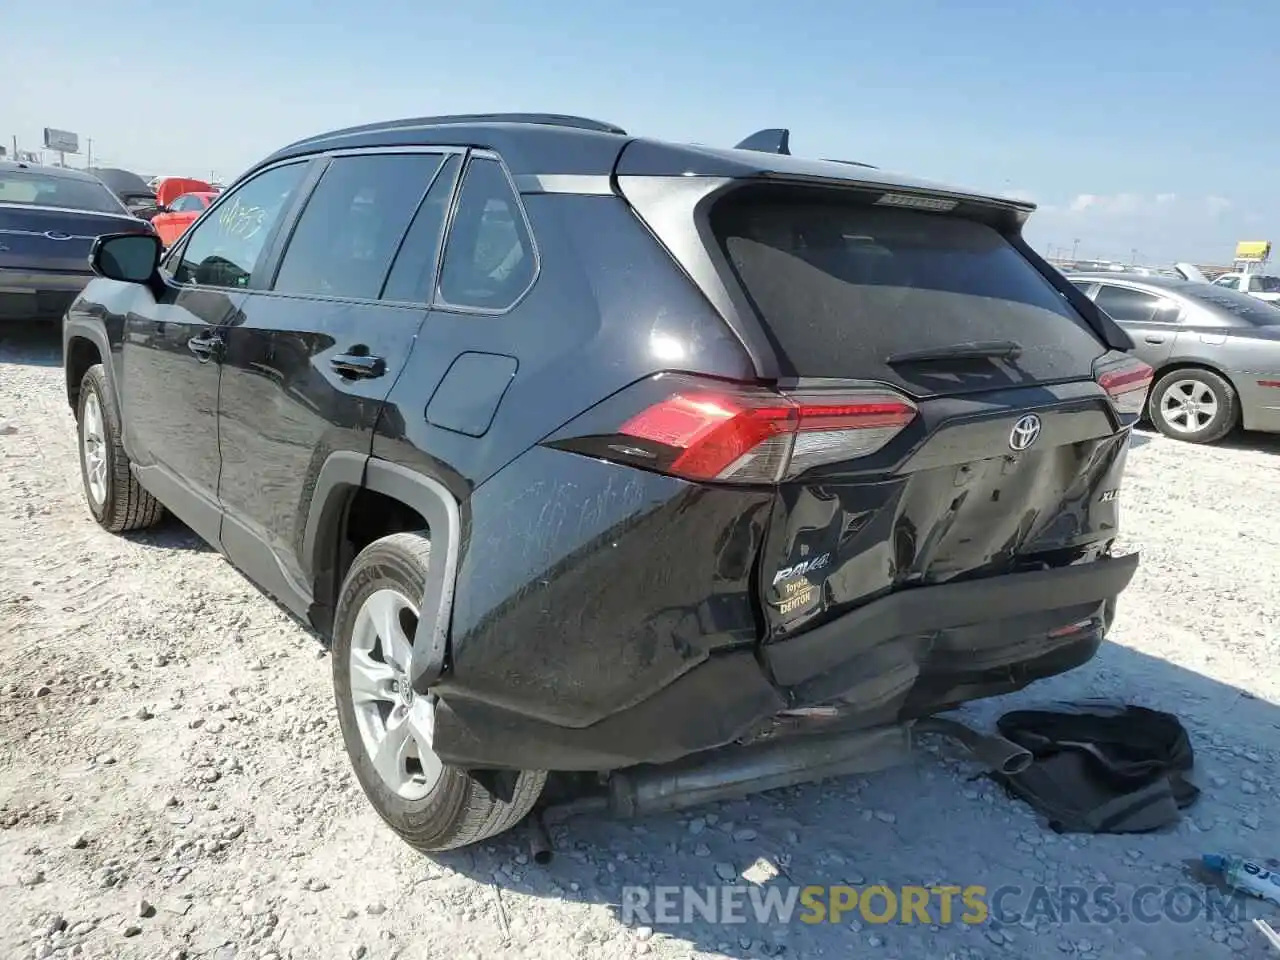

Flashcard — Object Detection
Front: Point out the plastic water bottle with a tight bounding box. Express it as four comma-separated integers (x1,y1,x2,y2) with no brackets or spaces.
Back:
1203,854,1280,906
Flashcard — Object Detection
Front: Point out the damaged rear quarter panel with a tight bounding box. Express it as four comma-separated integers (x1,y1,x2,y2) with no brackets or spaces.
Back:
439,446,773,728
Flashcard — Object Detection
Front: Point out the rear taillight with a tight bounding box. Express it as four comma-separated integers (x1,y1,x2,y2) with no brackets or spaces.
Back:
1094,352,1153,418
550,374,917,484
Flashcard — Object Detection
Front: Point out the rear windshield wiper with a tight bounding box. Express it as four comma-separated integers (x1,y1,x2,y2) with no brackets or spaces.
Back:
886,340,1023,365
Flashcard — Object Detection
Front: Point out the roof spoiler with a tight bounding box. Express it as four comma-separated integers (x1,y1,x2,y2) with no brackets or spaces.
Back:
735,128,791,155
733,128,878,169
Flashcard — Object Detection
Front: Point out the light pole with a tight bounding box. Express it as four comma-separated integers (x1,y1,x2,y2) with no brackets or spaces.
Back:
1072,238,1081,260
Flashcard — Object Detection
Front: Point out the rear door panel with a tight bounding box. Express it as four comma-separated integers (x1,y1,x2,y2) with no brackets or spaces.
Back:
1088,283,1180,368
215,150,452,597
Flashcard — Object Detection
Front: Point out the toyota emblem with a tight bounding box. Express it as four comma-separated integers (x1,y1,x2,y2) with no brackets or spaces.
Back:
1008,414,1042,451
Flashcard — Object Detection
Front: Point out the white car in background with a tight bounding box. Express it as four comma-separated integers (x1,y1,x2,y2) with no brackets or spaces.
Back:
1209,272,1280,304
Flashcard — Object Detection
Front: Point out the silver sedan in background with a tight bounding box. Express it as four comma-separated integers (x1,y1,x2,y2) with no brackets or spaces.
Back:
1068,273,1280,443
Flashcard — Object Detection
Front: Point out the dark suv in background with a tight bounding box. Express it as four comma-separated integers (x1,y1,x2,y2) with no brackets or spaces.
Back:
63,114,1148,852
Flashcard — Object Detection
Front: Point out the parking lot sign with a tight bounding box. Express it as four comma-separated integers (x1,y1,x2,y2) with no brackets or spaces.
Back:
42,128,80,154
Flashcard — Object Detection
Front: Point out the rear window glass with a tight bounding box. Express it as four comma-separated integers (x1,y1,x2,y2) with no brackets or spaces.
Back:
709,188,1105,386
1248,275,1280,293
1189,286,1280,326
0,170,127,214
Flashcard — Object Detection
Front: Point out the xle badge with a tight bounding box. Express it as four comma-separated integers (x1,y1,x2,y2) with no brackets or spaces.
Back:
1099,490,1119,503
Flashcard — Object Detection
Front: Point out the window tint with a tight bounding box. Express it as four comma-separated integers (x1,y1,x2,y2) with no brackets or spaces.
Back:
437,157,535,310
173,163,306,288
381,155,461,303
1248,275,1280,293
1093,285,1178,324
709,187,1104,383
1188,286,1280,326
273,153,444,300
0,169,126,214
1213,275,1239,287
171,195,199,213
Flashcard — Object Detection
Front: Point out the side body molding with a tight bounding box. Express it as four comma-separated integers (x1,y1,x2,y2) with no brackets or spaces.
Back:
304,453,462,694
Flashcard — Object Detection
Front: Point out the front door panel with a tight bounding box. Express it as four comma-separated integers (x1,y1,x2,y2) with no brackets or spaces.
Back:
120,284,246,545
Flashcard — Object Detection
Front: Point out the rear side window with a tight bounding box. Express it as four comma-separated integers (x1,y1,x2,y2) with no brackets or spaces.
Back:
709,187,1105,386
273,153,445,301
437,156,535,311
380,155,461,303
1093,285,1179,324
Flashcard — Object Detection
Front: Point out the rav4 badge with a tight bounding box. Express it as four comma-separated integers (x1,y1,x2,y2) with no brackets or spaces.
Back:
773,553,832,587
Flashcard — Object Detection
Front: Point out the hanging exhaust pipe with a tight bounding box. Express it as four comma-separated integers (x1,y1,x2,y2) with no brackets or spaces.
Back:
915,716,1033,775
527,714,1030,862
604,723,913,819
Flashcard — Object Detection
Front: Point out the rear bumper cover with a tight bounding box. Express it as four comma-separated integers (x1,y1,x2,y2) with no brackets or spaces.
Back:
434,552,1140,771
764,552,1140,686
0,269,93,321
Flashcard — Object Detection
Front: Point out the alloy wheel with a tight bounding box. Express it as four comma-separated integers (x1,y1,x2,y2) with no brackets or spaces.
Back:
1159,378,1219,434
82,392,108,506
348,588,442,800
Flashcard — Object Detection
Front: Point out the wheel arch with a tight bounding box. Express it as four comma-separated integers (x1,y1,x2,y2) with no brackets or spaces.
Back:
63,324,112,414
303,453,462,693
1153,356,1237,385
1149,358,1240,410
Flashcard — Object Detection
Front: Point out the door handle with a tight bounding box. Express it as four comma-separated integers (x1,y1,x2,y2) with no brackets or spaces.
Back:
330,353,386,379
187,333,223,362
1144,335,1165,344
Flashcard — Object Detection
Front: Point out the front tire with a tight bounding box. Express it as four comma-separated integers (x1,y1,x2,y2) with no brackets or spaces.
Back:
1148,368,1238,444
76,364,165,532
332,531,545,852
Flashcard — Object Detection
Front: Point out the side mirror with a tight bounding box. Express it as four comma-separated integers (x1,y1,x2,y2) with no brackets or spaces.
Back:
90,232,162,284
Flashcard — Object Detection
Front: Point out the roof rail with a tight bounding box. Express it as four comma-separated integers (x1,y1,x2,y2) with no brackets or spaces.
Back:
735,128,791,155
394,113,626,134
822,158,879,170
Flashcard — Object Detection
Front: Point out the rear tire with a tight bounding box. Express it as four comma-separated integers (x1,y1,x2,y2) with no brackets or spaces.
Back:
1148,368,1237,444
332,531,545,852
76,364,165,532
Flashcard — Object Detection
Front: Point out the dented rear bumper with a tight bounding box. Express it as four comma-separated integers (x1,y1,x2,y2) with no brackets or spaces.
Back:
433,549,1140,771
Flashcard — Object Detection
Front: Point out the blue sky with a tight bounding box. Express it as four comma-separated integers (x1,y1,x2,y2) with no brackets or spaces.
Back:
4,0,1274,264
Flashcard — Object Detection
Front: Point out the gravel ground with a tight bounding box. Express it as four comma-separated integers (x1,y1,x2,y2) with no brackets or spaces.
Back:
1,325,1278,960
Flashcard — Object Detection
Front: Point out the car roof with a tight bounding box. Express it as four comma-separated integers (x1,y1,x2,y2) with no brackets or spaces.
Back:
1067,273,1200,292
0,159,103,183
250,114,1034,214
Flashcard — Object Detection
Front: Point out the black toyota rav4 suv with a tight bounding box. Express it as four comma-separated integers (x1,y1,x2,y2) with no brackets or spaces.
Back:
63,114,1148,853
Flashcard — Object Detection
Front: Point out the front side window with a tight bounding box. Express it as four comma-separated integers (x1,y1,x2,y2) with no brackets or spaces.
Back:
272,153,445,301
437,156,536,311
172,163,307,288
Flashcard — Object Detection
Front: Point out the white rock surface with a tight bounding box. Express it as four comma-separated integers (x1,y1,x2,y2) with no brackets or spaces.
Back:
1,328,1276,959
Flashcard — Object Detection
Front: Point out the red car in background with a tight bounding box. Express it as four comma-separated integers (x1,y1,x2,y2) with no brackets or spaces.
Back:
150,178,218,247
